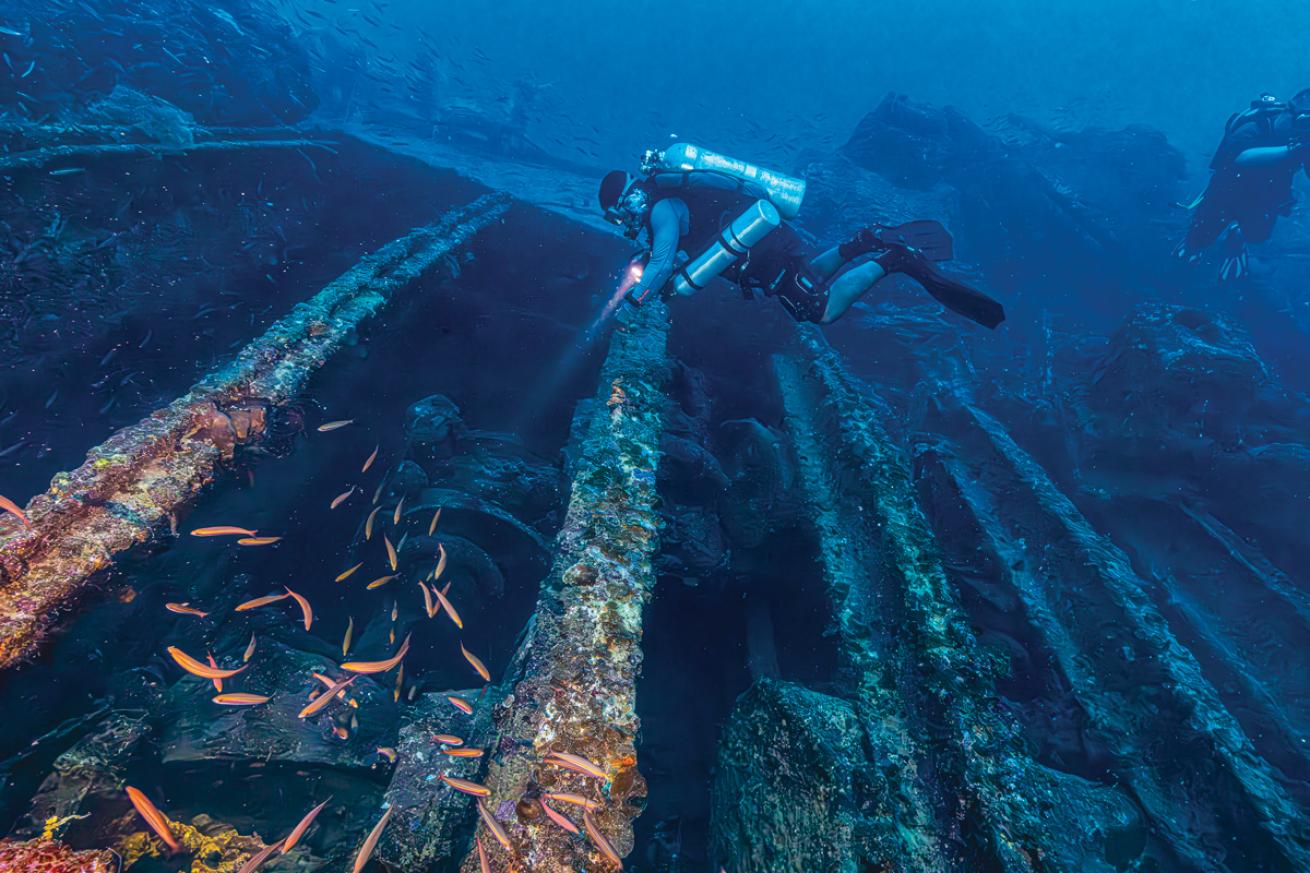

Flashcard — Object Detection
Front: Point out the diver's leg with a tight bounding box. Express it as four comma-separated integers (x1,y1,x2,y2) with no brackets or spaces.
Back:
818,261,887,324
807,246,846,279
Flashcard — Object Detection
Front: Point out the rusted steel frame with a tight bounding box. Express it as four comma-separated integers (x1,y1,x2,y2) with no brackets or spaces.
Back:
461,301,670,872
0,193,510,670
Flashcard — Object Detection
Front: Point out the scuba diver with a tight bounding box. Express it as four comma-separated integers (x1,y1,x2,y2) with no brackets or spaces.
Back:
599,143,1005,328
1175,89,1310,280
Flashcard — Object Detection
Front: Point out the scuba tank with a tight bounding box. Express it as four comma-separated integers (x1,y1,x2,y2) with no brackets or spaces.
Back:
670,199,780,297
641,142,806,219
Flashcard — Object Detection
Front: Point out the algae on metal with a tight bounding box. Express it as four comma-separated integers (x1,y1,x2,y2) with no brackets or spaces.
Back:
758,327,1090,871
0,194,510,670
459,300,670,872
919,399,1310,871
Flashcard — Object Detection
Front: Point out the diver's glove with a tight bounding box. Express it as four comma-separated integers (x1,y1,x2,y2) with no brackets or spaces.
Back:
1217,226,1249,281
1219,247,1249,281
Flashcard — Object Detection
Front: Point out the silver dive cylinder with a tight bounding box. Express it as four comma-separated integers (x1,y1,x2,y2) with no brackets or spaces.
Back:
671,199,781,297
643,142,807,219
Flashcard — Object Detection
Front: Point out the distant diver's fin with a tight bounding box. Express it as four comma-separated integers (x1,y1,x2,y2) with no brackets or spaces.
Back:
876,220,955,261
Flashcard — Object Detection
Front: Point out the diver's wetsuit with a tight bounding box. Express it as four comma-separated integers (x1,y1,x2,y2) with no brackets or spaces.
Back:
1183,99,1310,264
628,182,832,323
624,170,1005,327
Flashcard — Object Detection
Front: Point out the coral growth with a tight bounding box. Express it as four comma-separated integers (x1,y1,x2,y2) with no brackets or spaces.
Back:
0,838,116,873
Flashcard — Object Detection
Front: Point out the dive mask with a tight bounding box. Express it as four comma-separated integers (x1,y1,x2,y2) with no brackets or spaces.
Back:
604,184,650,240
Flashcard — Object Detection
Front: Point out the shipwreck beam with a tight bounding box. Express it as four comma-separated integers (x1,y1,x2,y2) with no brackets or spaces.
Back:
766,327,1085,872
918,399,1310,871
0,135,340,174
0,193,510,670
459,301,670,872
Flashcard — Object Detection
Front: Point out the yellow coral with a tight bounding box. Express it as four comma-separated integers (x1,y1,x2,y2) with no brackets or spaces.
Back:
117,814,272,873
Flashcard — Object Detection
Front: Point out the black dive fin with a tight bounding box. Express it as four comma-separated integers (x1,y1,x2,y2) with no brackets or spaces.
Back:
917,262,1006,329
878,220,954,261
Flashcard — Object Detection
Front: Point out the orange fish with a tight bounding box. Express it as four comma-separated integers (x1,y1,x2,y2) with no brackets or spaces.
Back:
168,646,248,679
342,616,354,656
366,574,396,590
543,793,600,811
433,734,464,746
440,774,491,797
237,840,284,873
237,536,282,546
311,672,349,697
546,752,609,781
383,534,398,572
447,695,473,715
341,634,411,674
419,581,435,618
124,786,182,855
299,676,356,719
460,643,491,682
433,543,447,582
165,602,208,618
235,592,290,611
330,486,355,510
213,693,270,706
392,496,405,525
365,505,381,540
0,494,30,528
477,798,513,851
207,653,223,693
318,419,354,432
433,584,462,629
333,725,350,740
377,746,397,763
371,479,385,505
584,809,623,868
443,747,484,758
361,445,379,474
336,562,363,583
477,836,491,873
191,526,257,537
285,587,313,631
243,633,257,662
282,798,331,853
428,507,442,536
351,806,392,873
540,798,580,834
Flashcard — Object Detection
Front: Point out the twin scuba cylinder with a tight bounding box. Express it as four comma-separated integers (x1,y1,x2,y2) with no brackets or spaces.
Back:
633,143,806,302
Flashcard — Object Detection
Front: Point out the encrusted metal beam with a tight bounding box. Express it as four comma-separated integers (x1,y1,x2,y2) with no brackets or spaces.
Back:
0,137,339,174
0,193,510,670
770,327,1071,871
460,301,670,872
919,399,1310,870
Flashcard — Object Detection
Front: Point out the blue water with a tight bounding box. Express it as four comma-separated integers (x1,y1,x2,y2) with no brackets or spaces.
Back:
1,1,1308,871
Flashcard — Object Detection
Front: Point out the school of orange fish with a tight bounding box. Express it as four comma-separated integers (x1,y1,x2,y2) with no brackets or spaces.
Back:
88,417,626,871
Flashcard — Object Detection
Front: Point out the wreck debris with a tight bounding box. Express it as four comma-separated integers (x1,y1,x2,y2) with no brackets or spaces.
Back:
0,838,116,873
455,300,670,872
917,398,1310,871
0,193,510,671
758,327,1109,871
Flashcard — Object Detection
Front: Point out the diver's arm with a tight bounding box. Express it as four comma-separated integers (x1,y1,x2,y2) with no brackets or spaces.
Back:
629,199,684,300
1234,144,1305,168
